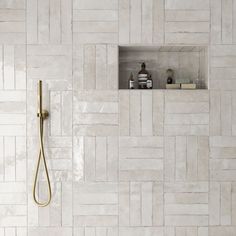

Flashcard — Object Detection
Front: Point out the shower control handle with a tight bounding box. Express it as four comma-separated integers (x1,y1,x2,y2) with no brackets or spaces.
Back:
37,110,49,119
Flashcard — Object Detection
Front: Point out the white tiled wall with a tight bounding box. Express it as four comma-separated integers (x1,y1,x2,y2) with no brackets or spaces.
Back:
0,0,235,236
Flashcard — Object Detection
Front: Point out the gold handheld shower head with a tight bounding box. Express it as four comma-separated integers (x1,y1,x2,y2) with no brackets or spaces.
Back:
37,81,49,119
33,80,52,207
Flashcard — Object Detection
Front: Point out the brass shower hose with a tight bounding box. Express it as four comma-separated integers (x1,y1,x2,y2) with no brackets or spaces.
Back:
33,80,52,207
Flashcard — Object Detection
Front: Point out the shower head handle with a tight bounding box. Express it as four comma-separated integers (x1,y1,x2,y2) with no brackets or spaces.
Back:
37,80,49,119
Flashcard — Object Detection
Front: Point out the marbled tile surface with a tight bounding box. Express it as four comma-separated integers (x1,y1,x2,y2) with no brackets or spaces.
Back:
0,0,235,235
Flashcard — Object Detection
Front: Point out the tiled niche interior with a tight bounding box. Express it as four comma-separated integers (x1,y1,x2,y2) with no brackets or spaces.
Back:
119,45,209,89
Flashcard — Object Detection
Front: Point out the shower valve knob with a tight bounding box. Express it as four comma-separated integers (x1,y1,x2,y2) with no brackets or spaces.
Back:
37,110,49,119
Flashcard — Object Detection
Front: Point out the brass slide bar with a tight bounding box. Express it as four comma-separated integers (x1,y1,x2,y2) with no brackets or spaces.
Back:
33,80,52,207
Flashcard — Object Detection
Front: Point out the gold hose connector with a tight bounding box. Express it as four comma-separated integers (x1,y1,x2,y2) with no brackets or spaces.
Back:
33,80,52,207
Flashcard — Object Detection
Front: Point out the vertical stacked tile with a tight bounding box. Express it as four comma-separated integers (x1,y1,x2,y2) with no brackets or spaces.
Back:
119,0,165,44
0,0,27,235
27,0,72,44
118,90,164,234
73,44,118,91
0,0,235,235
209,1,236,235
210,44,236,209
72,0,119,234
27,47,73,236
210,89,236,136
119,90,164,136
209,137,236,235
26,0,73,234
72,76,119,232
72,0,118,90
211,0,236,45
164,90,209,235
164,136,209,183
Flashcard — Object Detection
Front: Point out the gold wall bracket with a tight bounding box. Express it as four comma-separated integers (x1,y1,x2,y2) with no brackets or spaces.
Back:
37,110,49,119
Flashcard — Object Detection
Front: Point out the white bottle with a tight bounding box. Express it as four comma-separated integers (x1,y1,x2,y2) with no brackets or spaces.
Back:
128,72,135,89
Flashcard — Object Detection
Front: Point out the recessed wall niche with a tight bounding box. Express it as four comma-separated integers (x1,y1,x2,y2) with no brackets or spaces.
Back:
119,45,208,89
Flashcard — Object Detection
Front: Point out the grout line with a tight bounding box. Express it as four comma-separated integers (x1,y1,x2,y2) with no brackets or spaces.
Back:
106,45,108,89
49,0,51,43
129,0,131,43
141,0,143,43
196,136,199,181
60,0,62,44
13,46,16,90
220,182,222,225
14,136,16,182
2,46,4,90
221,0,222,43
140,182,142,226
129,181,131,226
6,0,236,234
71,0,74,223
25,0,28,231
60,92,62,136
163,0,165,44
3,137,5,182
37,0,39,42
60,181,62,226
118,0,120,45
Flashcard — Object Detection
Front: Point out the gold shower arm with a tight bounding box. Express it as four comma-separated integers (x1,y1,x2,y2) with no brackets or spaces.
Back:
33,80,52,207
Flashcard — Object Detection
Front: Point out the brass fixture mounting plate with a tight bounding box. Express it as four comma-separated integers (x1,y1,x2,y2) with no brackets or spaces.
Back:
37,110,49,119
